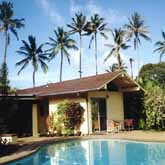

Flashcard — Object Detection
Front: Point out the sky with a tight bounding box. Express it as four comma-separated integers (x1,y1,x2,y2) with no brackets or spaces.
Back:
0,0,165,89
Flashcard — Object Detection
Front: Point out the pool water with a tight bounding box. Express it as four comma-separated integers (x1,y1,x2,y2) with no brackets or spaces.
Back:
8,139,165,165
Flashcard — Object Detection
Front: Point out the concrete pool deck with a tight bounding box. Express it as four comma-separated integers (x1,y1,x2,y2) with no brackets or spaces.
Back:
1,130,165,164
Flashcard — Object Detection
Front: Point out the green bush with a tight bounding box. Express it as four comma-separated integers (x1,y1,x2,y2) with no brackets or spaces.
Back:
138,118,146,130
144,86,165,130
47,101,85,136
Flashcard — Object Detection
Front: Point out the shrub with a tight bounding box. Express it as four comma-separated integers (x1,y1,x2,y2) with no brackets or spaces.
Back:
144,86,165,130
46,101,85,136
57,101,85,135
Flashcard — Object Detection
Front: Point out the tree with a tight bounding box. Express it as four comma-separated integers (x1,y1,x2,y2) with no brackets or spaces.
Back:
144,86,165,130
104,28,130,68
106,62,127,72
129,58,134,78
154,31,165,62
67,12,86,78
138,62,165,89
0,1,24,64
125,12,151,70
84,14,108,75
16,35,49,87
47,27,78,82
0,62,10,94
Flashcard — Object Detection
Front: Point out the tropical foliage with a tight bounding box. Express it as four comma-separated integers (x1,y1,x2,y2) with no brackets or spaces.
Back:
84,14,108,75
104,28,129,69
154,31,165,62
47,101,85,136
0,62,10,94
0,1,24,63
67,12,86,78
47,27,78,82
138,62,165,89
16,35,49,87
138,62,165,130
125,12,151,70
106,62,127,72
144,86,165,129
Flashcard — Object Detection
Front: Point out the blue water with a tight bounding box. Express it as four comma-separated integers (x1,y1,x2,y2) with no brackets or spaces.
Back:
8,139,165,165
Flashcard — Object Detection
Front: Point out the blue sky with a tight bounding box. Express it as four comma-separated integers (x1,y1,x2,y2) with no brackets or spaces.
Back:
0,0,164,89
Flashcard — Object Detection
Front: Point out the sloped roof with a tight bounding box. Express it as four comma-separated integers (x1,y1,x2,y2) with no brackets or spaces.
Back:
17,71,141,97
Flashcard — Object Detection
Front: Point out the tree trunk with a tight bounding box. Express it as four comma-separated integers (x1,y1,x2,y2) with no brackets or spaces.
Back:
94,33,98,75
117,52,122,70
130,61,133,78
33,70,35,87
137,48,140,72
3,29,8,64
60,49,63,82
79,34,82,78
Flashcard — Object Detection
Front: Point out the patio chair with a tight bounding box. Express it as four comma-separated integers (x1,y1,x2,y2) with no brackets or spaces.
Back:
107,120,120,133
118,120,125,131
124,119,133,131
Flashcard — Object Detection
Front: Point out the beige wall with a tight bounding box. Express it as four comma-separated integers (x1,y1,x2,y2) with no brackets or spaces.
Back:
32,104,38,137
49,98,89,134
88,91,124,133
107,92,124,121
47,91,124,134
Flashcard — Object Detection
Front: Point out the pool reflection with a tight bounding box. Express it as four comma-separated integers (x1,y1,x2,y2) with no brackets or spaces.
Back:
8,140,165,165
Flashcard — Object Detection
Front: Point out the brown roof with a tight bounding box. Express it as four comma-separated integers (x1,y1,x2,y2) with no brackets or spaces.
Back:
17,71,124,96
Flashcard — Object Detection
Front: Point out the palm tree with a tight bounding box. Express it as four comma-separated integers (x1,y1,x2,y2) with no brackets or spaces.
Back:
47,27,78,82
106,62,127,72
67,12,86,78
16,36,49,87
84,14,108,75
154,31,165,62
104,28,130,68
0,1,24,64
129,58,134,78
125,12,151,70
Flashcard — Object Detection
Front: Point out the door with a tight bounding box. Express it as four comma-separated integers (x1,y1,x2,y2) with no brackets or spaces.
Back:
99,98,107,130
91,98,107,131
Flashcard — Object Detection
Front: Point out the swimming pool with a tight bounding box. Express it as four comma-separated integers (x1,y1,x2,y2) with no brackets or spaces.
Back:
8,139,165,165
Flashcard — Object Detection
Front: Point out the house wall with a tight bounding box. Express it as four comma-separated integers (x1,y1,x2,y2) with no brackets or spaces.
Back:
47,91,124,135
49,98,88,134
88,91,124,133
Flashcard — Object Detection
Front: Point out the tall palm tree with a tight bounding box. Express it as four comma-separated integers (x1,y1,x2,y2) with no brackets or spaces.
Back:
47,27,78,82
16,36,49,87
125,12,151,70
154,31,165,62
67,12,86,78
84,14,108,75
0,1,24,64
104,28,130,69
129,58,134,78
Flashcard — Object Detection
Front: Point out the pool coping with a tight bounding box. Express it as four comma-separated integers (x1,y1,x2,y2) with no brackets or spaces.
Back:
1,135,165,164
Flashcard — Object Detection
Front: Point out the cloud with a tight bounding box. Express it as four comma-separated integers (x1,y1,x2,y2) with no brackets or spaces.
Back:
36,0,63,25
69,0,127,27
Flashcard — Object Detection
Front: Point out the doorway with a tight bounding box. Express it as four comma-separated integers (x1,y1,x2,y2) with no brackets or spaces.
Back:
91,98,107,131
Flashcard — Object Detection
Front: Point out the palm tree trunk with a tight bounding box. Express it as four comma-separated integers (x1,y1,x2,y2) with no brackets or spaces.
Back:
159,55,162,63
117,52,122,70
79,34,82,78
3,29,8,64
33,70,35,87
137,48,140,72
94,33,98,75
130,61,133,78
60,49,63,82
